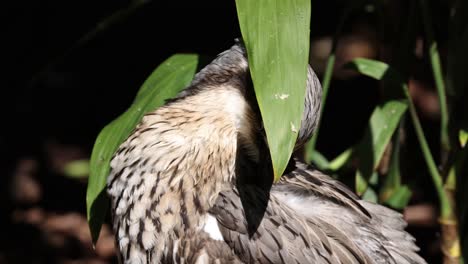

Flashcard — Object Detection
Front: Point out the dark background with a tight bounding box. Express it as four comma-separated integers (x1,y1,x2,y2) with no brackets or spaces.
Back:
2,0,449,263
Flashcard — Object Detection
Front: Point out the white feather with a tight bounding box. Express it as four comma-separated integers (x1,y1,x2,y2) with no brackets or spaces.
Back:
203,214,224,241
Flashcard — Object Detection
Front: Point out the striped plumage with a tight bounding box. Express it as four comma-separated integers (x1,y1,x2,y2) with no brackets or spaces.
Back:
107,41,426,263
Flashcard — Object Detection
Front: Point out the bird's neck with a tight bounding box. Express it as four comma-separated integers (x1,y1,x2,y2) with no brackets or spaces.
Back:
144,87,255,259
159,86,255,206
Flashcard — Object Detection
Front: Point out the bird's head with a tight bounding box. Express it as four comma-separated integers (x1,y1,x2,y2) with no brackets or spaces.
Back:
171,41,322,163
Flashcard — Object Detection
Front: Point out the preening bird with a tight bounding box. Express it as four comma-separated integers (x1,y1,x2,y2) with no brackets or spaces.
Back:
107,41,427,264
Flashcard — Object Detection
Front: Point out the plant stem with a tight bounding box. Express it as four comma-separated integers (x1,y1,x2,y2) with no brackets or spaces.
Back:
419,1,461,262
419,0,450,152
403,86,452,219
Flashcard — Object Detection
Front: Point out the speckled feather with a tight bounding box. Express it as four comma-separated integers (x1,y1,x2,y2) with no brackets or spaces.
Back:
211,160,426,263
107,42,426,264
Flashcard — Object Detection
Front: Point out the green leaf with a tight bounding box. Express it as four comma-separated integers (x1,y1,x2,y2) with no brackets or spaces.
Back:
63,159,90,179
355,101,408,182
348,58,389,80
384,185,412,209
236,0,311,181
86,54,198,244
460,129,468,148
345,58,407,87
362,186,378,203
355,170,379,195
355,170,368,195
307,148,352,172
369,171,379,185
357,170,379,199
346,59,408,187
307,150,330,170
328,148,353,171
380,125,404,201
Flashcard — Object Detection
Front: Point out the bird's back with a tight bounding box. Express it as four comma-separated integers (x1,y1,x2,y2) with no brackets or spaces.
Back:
210,160,426,264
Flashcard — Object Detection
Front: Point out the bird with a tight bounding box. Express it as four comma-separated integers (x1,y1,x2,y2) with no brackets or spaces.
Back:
106,40,427,264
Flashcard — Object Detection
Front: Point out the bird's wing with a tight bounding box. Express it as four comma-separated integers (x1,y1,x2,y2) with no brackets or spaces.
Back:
277,160,372,218
276,160,426,264
210,185,371,264
210,159,427,264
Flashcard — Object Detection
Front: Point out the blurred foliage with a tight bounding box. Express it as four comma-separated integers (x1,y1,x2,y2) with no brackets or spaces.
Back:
304,1,466,261
63,159,90,179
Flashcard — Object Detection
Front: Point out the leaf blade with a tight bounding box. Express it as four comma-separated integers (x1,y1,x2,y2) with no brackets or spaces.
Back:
384,185,412,209
86,54,198,244
355,101,408,184
236,0,311,181
345,58,409,193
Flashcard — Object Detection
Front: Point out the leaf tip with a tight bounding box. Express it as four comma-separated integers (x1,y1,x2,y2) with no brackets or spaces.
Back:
273,172,281,183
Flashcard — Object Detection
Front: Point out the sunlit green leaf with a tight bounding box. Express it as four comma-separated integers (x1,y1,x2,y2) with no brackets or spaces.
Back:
362,186,378,203
355,169,379,195
445,165,456,191
86,54,198,244
460,129,468,147
63,159,90,179
307,150,330,170
384,185,412,209
355,101,407,182
355,170,367,195
380,124,404,200
348,58,389,80
236,0,311,181
346,59,408,189
345,58,406,87
308,148,353,172
369,171,379,185
328,148,353,171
